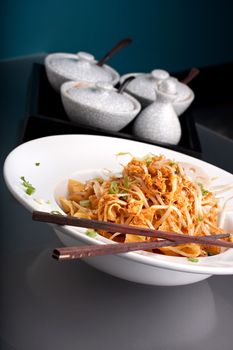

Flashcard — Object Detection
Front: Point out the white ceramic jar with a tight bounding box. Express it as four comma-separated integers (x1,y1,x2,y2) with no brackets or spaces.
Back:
132,79,182,145
45,51,120,92
61,81,141,131
121,69,170,107
121,69,194,115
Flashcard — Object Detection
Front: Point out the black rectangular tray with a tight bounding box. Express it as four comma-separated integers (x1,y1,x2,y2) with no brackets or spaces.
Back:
23,63,202,158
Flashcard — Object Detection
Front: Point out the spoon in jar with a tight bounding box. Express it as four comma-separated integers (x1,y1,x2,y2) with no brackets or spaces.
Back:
97,38,133,67
181,67,200,85
118,76,135,93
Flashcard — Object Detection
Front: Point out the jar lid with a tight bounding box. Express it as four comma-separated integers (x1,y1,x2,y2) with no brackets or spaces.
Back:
49,51,115,83
151,69,170,81
67,81,135,113
125,74,155,100
125,69,170,100
170,77,193,102
158,79,177,95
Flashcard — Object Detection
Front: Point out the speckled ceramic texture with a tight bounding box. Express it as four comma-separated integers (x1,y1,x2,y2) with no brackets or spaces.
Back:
61,81,141,132
171,78,195,116
133,101,181,145
45,52,120,92
132,82,182,145
120,70,168,108
68,81,135,114
120,71,194,115
120,72,153,107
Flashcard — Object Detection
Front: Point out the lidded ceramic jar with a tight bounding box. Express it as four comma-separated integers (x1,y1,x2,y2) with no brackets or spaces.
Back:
45,51,120,92
121,69,195,115
132,79,182,145
61,81,141,131
169,77,194,116
122,69,170,107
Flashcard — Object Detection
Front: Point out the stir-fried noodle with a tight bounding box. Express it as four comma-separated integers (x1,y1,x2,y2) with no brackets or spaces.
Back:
59,154,232,258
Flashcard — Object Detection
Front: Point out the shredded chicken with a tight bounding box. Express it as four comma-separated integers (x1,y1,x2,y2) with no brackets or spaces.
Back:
59,154,229,258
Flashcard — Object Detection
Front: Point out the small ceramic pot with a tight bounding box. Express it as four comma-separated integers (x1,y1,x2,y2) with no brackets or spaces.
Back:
169,77,194,116
61,81,141,132
121,70,194,115
120,69,170,107
45,51,120,92
132,79,182,145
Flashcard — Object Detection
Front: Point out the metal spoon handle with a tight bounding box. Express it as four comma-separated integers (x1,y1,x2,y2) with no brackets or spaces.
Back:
97,38,132,67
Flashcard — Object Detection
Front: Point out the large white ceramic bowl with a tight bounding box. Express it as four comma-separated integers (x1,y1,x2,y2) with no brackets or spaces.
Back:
3,135,233,286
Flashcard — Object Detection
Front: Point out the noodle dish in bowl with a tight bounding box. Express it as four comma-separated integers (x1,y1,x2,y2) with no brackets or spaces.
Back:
3,135,233,286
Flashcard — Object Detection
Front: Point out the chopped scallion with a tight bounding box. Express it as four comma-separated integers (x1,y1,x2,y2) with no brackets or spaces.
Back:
20,176,35,195
51,210,62,215
187,257,199,263
197,182,209,196
124,176,129,189
169,161,177,167
109,181,119,194
146,159,153,166
207,252,215,256
86,229,97,238
79,199,90,207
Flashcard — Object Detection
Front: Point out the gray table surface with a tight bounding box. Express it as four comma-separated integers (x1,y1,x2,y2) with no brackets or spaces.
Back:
0,55,233,350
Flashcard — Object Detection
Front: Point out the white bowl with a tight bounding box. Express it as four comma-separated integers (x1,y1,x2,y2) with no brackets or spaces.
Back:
120,71,169,108
120,72,194,115
61,81,141,132
45,52,120,92
3,135,233,286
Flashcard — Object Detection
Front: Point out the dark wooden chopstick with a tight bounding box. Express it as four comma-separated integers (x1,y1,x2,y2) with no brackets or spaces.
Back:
52,239,188,261
32,211,233,261
32,210,232,247
53,235,233,261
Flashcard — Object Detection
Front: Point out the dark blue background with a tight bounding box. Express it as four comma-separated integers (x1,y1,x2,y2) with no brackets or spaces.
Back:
1,0,233,73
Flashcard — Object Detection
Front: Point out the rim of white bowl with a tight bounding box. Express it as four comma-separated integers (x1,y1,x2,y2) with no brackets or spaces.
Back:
3,134,233,276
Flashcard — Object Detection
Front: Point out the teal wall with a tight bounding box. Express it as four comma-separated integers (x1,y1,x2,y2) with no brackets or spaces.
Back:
1,0,233,74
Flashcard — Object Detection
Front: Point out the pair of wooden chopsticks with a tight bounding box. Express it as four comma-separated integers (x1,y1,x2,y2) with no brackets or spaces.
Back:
32,211,233,261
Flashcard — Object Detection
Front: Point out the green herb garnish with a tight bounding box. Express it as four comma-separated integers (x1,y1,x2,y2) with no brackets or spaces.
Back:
124,176,129,189
187,257,199,263
79,199,90,207
35,162,40,166
197,182,209,196
86,229,97,238
51,210,62,215
169,161,177,167
146,158,153,166
207,252,215,256
116,152,133,157
109,181,119,194
20,176,35,195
